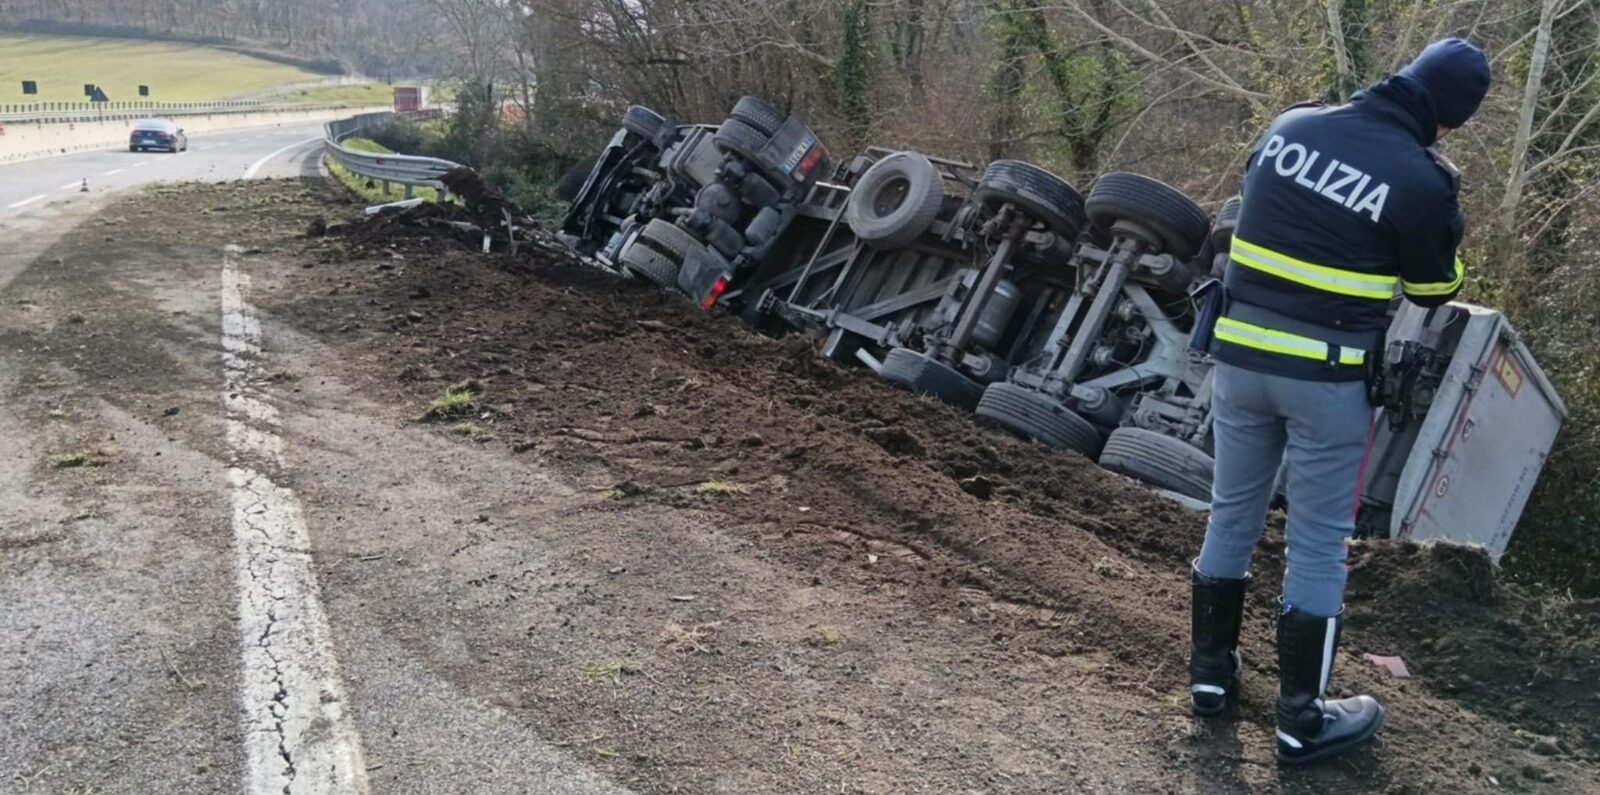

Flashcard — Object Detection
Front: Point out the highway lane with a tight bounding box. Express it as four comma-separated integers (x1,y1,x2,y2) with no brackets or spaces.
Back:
0,121,329,295
0,121,327,216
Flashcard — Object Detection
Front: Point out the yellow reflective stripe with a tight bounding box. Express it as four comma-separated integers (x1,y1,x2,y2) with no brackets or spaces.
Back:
1230,237,1397,300
1214,317,1366,365
1402,256,1464,297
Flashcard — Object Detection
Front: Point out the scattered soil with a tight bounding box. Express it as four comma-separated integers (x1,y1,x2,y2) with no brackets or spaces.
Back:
170,182,1600,792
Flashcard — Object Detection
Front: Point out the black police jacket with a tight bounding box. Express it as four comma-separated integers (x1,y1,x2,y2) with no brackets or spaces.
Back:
1216,75,1466,381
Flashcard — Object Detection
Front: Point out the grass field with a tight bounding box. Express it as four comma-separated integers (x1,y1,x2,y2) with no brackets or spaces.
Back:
0,33,329,103
281,83,395,106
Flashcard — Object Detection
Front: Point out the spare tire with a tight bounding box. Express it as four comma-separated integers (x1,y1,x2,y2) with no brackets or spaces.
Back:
1085,172,1211,260
730,96,786,137
973,160,1086,239
1098,427,1215,501
622,105,666,140
1211,195,1242,253
845,151,944,249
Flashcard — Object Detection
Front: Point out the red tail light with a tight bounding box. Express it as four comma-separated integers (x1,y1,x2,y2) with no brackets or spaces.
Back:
701,276,730,309
795,145,827,180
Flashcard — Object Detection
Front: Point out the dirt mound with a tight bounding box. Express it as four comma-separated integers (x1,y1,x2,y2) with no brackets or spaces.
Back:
265,186,1600,790
1348,542,1600,754
326,193,559,259
440,165,518,220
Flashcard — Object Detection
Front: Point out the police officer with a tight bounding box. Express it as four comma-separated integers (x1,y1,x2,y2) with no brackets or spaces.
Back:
1188,39,1491,765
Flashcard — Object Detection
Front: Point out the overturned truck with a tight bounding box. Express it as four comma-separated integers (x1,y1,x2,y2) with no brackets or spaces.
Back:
558,97,1566,561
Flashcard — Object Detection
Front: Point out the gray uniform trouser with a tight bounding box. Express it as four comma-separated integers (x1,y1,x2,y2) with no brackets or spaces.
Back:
1196,362,1373,617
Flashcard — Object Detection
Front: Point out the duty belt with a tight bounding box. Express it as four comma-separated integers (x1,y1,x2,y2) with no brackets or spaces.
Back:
1215,300,1382,368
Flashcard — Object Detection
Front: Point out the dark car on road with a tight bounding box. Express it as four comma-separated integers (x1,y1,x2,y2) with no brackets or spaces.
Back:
129,119,188,153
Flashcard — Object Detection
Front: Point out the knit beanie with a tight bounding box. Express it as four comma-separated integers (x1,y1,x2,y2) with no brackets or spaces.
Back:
1398,38,1492,129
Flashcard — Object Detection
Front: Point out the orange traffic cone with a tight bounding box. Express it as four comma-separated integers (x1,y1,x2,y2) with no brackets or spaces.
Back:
79,178,89,193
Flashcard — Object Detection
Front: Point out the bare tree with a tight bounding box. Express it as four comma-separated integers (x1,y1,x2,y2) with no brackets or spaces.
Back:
1501,0,1562,233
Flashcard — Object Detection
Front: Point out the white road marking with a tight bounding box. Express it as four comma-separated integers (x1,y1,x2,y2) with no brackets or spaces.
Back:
102,168,124,176
221,245,370,795
60,181,81,191
5,194,45,209
244,137,323,179
132,161,150,168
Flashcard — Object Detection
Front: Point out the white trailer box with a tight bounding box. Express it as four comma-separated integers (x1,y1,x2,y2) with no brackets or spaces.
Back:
1357,302,1566,561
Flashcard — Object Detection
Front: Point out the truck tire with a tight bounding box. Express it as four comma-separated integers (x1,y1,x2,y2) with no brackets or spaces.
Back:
619,237,681,288
1085,172,1212,260
638,218,704,262
879,348,984,411
975,382,1103,457
712,118,770,164
730,96,786,137
973,160,1086,239
622,105,666,140
845,151,944,249
1211,195,1242,253
1098,427,1215,501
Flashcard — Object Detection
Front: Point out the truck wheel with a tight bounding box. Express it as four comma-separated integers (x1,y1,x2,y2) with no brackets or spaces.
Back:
712,119,770,164
973,159,1086,239
975,382,1103,457
845,151,944,249
879,348,984,411
622,105,666,140
1098,427,1215,501
1211,195,1241,253
730,96,786,137
637,218,704,262
619,237,681,289
1085,172,1212,260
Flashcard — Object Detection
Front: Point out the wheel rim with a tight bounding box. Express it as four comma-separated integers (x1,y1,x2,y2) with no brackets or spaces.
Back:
871,177,910,217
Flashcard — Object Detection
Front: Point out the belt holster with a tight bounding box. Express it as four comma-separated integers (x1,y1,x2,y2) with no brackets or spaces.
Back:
1189,278,1225,354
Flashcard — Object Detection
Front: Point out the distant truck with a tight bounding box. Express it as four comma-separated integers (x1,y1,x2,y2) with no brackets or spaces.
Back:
393,86,428,112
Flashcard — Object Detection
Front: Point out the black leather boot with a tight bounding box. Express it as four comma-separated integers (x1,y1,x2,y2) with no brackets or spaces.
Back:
1275,606,1384,765
1189,563,1248,716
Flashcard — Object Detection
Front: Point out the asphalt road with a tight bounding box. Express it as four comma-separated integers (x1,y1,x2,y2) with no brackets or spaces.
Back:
0,121,326,218
0,121,328,300
0,126,641,795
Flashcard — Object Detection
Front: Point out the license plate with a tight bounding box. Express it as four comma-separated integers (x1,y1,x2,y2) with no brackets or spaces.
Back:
779,136,816,178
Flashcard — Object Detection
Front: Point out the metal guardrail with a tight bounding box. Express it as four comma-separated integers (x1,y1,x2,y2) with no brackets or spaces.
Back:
321,110,462,198
0,99,359,124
